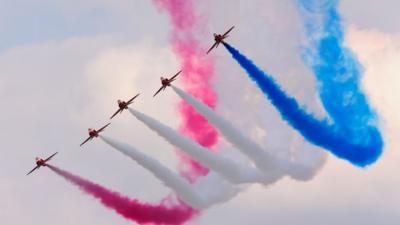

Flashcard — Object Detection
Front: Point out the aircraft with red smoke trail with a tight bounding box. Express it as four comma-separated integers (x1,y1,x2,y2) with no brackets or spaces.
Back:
26,152,58,175
110,93,140,119
80,123,111,146
207,26,235,54
153,70,181,97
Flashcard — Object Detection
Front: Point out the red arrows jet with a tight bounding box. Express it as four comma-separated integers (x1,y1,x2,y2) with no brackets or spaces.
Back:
153,70,181,97
207,26,235,54
80,123,111,146
26,152,58,175
110,93,140,119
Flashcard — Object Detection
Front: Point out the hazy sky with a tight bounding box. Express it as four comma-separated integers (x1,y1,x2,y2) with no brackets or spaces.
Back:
1,0,399,225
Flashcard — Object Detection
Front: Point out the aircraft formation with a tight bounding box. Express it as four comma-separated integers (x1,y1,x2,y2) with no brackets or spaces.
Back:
27,26,235,176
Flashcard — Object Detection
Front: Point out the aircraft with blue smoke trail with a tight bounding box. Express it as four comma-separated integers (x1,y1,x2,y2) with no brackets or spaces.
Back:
153,70,181,97
206,26,235,54
110,93,140,119
26,152,58,175
80,123,111,146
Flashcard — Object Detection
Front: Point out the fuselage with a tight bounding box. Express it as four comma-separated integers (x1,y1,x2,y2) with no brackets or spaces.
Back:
118,100,128,109
161,78,170,86
214,34,224,43
88,129,98,137
35,158,46,167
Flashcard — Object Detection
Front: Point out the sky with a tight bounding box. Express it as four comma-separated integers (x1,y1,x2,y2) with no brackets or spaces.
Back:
1,0,400,224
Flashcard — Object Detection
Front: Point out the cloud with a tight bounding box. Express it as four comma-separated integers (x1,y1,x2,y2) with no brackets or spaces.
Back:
347,27,400,137
2,1,400,225
0,34,190,225
340,0,400,33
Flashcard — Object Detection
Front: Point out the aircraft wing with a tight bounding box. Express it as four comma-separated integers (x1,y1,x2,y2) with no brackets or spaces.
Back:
127,93,140,104
80,137,92,146
26,165,40,176
153,86,164,97
170,70,181,81
110,109,122,119
207,42,218,54
223,26,235,37
44,152,58,162
98,123,111,132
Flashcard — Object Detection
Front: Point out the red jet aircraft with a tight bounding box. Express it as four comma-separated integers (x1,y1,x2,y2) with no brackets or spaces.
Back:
153,70,181,97
207,26,235,54
80,123,111,146
26,152,58,175
110,93,140,119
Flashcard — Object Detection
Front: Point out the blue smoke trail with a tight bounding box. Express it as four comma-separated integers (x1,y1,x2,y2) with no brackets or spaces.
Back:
223,42,382,167
298,0,372,132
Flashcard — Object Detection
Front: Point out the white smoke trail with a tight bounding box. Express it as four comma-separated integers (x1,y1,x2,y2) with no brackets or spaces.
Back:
99,135,204,208
128,108,268,184
172,86,279,171
99,135,239,209
172,85,320,181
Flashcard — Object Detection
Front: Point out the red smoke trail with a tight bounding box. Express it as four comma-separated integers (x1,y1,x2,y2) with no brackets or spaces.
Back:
48,165,197,225
153,0,219,180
